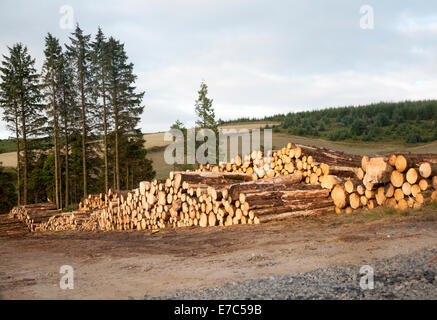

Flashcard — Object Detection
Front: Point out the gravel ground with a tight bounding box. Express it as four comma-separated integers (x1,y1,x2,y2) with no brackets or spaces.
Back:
146,249,437,300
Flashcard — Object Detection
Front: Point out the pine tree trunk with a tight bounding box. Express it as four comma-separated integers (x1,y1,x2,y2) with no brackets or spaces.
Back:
113,164,116,190
102,82,108,193
14,113,21,205
58,152,62,208
64,116,69,207
114,89,120,190
125,161,129,190
131,164,134,190
52,82,60,209
80,73,87,198
20,102,28,205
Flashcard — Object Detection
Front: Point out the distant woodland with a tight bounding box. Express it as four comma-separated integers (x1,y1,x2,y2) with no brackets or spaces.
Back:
226,100,437,144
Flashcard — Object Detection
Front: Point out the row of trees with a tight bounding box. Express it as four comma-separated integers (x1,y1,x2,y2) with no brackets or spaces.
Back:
224,100,437,143
280,101,437,143
0,24,155,209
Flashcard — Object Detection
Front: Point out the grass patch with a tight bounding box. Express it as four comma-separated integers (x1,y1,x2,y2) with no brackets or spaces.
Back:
62,204,75,212
303,203,437,228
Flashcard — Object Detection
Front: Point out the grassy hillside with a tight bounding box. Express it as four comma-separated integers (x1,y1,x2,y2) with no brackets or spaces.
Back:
225,100,437,144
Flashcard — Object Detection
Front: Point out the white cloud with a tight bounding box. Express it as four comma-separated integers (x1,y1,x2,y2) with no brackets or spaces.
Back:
397,12,437,35
2,0,437,138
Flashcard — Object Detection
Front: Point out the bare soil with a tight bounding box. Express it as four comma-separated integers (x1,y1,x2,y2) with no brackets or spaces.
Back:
1,208,437,300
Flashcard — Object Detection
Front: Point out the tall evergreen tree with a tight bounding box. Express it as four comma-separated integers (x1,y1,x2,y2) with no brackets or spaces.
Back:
194,81,218,165
106,37,144,190
65,24,92,198
91,27,110,192
42,33,63,208
0,59,21,205
58,51,77,207
0,43,43,204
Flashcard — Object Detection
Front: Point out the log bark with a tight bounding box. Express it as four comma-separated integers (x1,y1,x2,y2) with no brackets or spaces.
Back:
228,173,302,200
257,206,335,223
249,198,333,216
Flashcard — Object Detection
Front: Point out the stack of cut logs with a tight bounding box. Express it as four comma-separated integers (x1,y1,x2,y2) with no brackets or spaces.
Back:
330,154,437,213
38,210,98,232
8,203,96,232
0,213,29,237
9,203,59,231
198,142,361,183
85,141,359,231
79,189,121,210
89,169,333,231
8,141,437,234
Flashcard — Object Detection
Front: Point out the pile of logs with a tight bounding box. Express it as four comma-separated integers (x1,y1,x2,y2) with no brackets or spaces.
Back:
7,141,437,235
198,142,360,184
38,210,98,232
79,190,121,211
95,171,259,231
330,154,437,212
228,177,334,223
7,203,96,232
71,143,437,231
89,159,336,232
9,203,60,231
0,213,29,237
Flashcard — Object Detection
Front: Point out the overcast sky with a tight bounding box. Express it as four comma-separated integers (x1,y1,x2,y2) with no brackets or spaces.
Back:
1,0,437,139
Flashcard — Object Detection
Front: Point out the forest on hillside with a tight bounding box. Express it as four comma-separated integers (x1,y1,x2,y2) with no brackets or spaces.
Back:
225,100,437,144
0,25,155,213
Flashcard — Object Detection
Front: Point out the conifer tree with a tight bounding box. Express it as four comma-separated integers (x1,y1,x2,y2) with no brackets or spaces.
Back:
0,59,21,204
91,27,110,192
106,37,144,190
195,81,217,131
42,33,63,208
194,81,218,165
0,43,43,204
65,24,92,198
57,51,77,207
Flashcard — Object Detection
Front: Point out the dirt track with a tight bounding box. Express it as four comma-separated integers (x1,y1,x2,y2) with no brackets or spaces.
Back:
1,210,437,299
